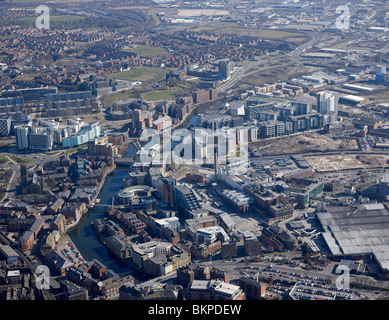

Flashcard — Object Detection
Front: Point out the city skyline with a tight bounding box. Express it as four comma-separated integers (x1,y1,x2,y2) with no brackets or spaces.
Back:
0,0,389,310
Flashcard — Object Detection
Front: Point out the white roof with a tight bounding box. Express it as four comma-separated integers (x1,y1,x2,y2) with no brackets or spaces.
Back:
153,116,172,125
341,95,366,102
214,282,241,295
7,270,20,277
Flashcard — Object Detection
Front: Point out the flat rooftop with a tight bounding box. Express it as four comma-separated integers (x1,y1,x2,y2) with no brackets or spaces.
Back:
340,95,366,102
317,204,389,270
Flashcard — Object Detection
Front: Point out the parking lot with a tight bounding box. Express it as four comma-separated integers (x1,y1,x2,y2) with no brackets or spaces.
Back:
57,237,85,266
290,282,364,300
243,264,331,283
240,264,365,300
358,135,389,151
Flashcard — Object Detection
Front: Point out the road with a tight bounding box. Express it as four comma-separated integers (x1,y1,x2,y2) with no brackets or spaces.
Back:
201,257,336,282
0,152,61,203
0,230,55,300
1,166,19,202
217,33,324,93
141,271,178,286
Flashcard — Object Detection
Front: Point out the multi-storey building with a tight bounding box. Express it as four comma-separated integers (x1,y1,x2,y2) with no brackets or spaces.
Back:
187,279,245,300
192,89,218,104
0,97,24,114
219,59,232,79
238,277,266,299
131,240,172,269
153,115,172,132
15,125,31,150
317,91,338,125
259,120,285,138
173,185,202,217
0,117,11,136
62,121,100,148
243,231,261,256
1,87,58,102
28,132,53,151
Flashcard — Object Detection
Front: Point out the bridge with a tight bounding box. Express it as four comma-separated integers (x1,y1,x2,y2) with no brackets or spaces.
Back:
92,204,125,209
114,157,135,165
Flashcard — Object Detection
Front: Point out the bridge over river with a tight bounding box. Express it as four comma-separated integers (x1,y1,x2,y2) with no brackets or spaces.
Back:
114,157,135,165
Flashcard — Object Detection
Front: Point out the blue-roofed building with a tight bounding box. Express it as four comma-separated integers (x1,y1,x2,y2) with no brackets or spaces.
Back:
62,121,100,148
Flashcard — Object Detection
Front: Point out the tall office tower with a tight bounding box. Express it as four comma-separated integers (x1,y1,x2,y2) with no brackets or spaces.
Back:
15,125,31,150
0,117,11,136
376,65,386,82
219,59,232,80
317,91,338,114
317,91,338,125
291,102,312,116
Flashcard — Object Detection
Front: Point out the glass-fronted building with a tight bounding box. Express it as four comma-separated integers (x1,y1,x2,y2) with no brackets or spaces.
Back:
62,121,100,148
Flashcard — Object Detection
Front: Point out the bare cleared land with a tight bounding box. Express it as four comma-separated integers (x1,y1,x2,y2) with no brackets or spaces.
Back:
305,154,389,172
249,133,359,156
177,9,230,17
242,64,322,87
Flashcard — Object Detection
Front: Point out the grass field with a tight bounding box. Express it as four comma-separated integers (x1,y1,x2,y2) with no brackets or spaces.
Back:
101,91,140,107
188,25,304,40
9,156,36,164
124,45,167,57
222,28,304,39
0,157,10,164
330,41,350,49
64,147,86,154
177,9,230,17
0,15,87,28
102,80,195,106
102,88,175,105
0,35,17,40
108,67,175,83
143,90,175,101
241,63,316,87
189,26,219,32
186,25,308,46
44,151,59,156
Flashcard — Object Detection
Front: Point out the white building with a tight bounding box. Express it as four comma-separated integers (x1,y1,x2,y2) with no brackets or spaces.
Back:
131,241,172,268
154,217,180,232
317,91,338,125
195,226,230,243
230,102,245,116
15,125,31,150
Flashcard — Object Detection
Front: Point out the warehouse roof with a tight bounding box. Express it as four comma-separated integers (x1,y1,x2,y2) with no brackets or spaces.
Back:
317,204,389,270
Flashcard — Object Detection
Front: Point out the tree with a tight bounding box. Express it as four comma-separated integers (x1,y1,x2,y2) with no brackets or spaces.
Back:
301,242,312,264
46,177,57,190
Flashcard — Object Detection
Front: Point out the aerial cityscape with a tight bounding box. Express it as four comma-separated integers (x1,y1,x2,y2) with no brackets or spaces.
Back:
1,0,389,306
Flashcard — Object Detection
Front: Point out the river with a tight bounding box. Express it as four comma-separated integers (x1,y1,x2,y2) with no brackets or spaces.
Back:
67,103,217,279
68,144,138,278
